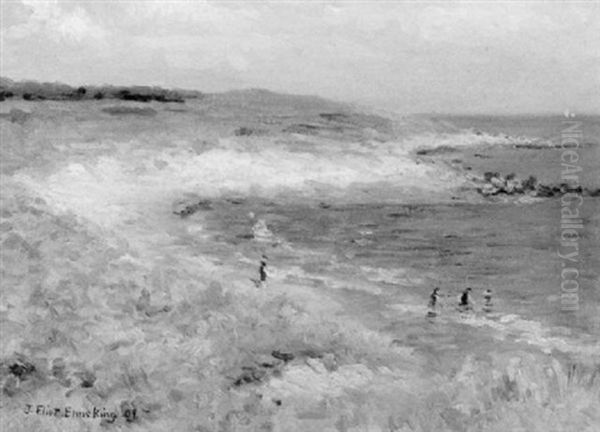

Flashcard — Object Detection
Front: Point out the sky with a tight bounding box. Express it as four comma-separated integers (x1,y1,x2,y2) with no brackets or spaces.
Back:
1,0,599,114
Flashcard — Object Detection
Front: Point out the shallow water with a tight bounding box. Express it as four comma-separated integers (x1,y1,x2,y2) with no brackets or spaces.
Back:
184,198,599,348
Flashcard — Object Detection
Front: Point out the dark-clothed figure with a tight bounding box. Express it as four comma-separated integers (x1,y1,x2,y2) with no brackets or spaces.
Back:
459,287,473,311
259,255,268,284
429,287,441,309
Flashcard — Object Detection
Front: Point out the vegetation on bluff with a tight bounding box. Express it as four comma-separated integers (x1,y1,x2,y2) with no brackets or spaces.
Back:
0,77,201,103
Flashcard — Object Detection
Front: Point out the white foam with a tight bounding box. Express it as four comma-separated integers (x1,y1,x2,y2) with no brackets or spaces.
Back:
460,313,600,357
360,265,424,286
400,130,541,152
13,136,466,228
16,127,535,232
265,362,374,399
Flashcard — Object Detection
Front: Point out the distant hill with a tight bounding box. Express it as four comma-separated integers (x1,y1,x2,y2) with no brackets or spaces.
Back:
0,78,462,141
0,78,203,103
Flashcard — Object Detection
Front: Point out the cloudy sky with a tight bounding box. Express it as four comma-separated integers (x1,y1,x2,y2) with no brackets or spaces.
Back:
1,0,599,113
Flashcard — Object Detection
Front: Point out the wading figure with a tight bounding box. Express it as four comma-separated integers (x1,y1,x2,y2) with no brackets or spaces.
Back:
429,287,441,308
259,255,268,286
483,288,493,312
459,287,473,311
427,287,441,317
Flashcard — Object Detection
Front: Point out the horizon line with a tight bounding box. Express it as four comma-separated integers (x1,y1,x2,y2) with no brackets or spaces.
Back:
2,76,599,117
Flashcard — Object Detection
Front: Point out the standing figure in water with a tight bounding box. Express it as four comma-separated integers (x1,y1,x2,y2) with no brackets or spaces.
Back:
429,287,441,308
459,287,473,311
427,287,441,317
483,288,493,312
259,255,268,287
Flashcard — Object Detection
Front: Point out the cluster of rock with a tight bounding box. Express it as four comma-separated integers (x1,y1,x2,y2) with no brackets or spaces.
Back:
1,353,97,397
477,172,599,198
172,199,213,217
232,350,337,389
234,126,267,136
478,172,537,196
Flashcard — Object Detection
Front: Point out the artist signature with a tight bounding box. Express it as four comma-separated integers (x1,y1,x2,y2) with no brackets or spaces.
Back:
23,404,137,423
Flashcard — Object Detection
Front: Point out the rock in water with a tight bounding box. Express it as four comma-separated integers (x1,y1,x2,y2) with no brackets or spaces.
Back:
172,199,212,217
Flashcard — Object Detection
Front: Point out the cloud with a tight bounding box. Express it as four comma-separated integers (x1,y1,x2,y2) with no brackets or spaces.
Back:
3,0,106,44
0,0,34,29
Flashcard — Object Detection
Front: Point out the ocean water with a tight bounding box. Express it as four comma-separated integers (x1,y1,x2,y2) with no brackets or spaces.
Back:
200,199,600,336
1,101,599,431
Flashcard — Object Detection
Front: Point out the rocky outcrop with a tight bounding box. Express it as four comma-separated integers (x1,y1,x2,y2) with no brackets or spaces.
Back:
476,172,598,198
234,126,267,136
172,199,213,217
231,350,337,388
416,145,458,156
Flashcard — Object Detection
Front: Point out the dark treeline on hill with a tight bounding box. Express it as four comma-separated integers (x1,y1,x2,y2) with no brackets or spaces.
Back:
0,78,202,103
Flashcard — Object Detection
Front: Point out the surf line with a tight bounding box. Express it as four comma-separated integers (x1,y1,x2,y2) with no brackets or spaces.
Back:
558,114,582,312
